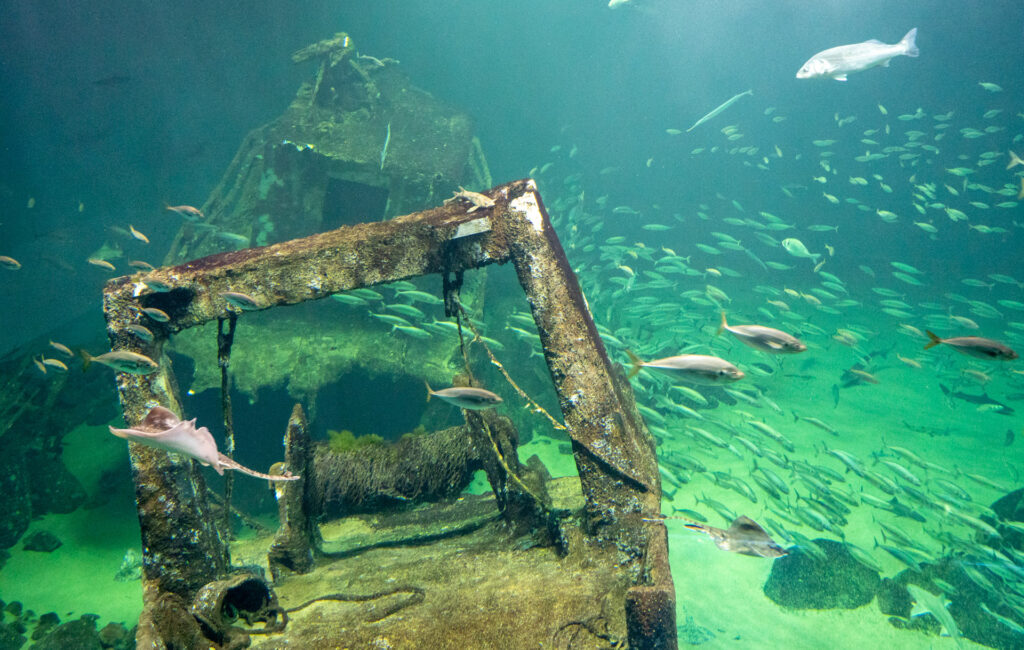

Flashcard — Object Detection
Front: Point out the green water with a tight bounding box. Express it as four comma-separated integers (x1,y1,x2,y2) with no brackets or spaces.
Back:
2,1,1023,648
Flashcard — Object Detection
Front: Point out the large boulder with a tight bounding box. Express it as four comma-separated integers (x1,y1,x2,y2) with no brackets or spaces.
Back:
763,539,880,609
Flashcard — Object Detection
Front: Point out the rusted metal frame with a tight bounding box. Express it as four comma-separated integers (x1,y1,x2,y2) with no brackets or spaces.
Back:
102,179,675,646
101,193,510,608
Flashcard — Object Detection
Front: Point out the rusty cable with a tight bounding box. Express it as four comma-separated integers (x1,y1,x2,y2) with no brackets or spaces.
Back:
452,297,566,431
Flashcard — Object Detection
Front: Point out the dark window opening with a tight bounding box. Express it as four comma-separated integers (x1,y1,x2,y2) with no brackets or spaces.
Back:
322,177,389,229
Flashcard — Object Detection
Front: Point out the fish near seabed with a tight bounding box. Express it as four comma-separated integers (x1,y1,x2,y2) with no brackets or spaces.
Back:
924,330,1018,361
683,516,788,558
718,312,806,354
797,28,919,81
906,585,965,649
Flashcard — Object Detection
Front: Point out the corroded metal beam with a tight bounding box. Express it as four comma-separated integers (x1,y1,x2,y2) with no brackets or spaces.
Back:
106,205,505,334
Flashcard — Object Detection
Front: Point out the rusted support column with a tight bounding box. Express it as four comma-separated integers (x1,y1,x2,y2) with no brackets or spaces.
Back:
269,404,318,579
217,314,237,542
626,523,678,649
495,182,662,550
494,181,675,646
101,292,229,607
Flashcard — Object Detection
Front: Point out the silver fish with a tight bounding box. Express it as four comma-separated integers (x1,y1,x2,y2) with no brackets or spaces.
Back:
425,381,503,410
80,349,158,374
907,585,964,649
718,312,806,353
924,330,1018,361
142,307,170,322
219,291,262,311
797,28,918,81
627,350,744,385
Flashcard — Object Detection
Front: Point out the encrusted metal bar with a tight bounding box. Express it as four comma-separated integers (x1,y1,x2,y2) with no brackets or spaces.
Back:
101,279,228,605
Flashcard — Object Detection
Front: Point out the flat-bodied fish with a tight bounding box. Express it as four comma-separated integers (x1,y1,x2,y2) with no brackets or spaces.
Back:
682,515,788,558
425,381,503,410
626,350,744,385
797,28,919,81
907,585,965,649
718,312,806,353
110,406,299,481
924,330,1018,361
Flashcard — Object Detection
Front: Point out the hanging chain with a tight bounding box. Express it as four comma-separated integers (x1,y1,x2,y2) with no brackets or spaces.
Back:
451,296,566,431
217,313,238,541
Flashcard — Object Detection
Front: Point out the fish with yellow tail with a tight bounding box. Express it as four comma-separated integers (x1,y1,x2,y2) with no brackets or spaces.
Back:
718,312,806,353
626,349,744,385
924,330,1018,361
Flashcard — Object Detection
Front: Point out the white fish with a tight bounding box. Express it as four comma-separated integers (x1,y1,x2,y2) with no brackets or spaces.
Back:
797,28,918,81
781,238,820,263
718,312,806,354
626,350,744,385
425,381,503,410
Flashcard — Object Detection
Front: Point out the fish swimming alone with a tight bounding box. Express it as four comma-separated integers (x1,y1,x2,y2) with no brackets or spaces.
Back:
718,312,806,353
165,203,204,220
797,28,919,81
425,381,503,410
924,330,1018,361
686,89,753,133
626,350,744,385
220,291,262,311
109,406,299,480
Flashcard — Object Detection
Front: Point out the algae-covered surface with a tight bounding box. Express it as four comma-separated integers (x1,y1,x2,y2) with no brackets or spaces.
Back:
227,476,631,649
